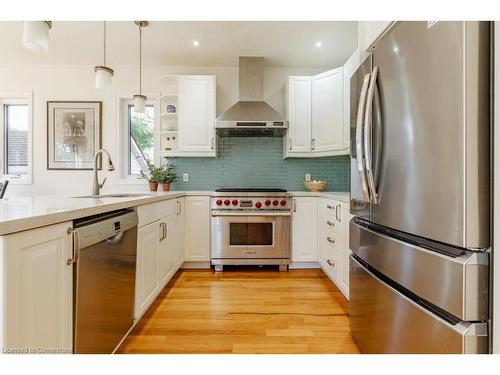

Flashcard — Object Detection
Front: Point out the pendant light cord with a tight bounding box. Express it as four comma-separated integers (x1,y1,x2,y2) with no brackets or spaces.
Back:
139,25,143,95
103,21,107,66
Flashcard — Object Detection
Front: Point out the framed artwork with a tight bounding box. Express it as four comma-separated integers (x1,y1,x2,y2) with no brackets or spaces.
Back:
47,101,102,170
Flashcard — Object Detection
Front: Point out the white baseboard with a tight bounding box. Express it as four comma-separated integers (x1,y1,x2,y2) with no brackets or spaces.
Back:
289,262,321,269
181,261,211,269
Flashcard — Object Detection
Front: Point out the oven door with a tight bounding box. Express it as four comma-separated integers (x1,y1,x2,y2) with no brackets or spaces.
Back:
211,214,290,259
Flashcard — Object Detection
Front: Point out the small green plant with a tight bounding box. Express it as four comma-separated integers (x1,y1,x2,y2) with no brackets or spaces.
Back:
157,163,177,184
140,159,176,184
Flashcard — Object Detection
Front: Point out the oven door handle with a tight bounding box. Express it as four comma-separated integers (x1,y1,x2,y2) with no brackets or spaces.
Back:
211,212,291,217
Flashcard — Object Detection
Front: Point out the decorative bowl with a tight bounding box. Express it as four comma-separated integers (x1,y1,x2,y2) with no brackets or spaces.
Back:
304,180,328,192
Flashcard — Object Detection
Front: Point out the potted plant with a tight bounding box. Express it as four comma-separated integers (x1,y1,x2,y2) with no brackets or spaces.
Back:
140,159,164,192
158,163,177,191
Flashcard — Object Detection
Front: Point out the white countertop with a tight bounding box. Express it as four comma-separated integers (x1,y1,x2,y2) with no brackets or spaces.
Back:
289,191,350,203
0,190,349,235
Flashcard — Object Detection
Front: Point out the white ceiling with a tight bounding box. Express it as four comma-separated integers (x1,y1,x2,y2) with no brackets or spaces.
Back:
0,21,357,68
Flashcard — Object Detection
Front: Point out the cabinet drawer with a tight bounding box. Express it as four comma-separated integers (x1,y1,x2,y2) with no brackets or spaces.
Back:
323,213,339,234
321,232,338,262
320,233,339,281
137,199,178,227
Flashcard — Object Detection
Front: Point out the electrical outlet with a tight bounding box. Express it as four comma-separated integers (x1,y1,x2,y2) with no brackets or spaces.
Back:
183,173,189,182
305,173,311,182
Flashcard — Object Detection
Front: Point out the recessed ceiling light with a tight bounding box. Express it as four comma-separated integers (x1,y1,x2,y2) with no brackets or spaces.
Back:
192,40,200,47
315,41,322,48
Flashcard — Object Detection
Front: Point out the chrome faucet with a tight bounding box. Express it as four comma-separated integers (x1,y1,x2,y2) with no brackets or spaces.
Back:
92,149,115,196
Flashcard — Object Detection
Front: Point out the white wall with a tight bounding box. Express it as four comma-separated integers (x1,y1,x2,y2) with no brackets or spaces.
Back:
0,64,326,197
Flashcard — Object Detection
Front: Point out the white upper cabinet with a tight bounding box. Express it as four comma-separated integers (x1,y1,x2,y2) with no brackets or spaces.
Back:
311,67,344,154
0,222,73,352
160,75,216,157
285,68,347,158
359,21,394,51
285,76,312,154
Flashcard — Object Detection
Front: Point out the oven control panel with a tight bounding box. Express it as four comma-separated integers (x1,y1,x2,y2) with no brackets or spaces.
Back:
211,196,291,211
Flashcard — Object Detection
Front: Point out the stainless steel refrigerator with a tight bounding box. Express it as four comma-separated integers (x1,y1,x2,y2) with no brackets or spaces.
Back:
349,21,491,354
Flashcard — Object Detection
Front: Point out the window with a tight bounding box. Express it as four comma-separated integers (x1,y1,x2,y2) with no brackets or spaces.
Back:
128,104,155,176
0,93,32,184
118,95,158,183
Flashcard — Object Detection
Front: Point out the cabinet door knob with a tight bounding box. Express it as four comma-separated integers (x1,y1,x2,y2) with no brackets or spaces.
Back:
327,259,334,266
326,204,334,209
326,237,335,244
326,220,334,227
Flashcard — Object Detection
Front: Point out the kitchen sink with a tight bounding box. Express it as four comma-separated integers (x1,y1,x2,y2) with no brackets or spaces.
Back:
72,193,153,199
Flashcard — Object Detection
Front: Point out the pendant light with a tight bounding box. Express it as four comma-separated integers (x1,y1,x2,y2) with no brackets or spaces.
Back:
134,21,148,113
23,21,52,53
95,21,114,91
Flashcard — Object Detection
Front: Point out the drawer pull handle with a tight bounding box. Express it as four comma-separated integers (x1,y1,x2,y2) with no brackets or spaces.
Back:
326,237,335,244
326,220,334,227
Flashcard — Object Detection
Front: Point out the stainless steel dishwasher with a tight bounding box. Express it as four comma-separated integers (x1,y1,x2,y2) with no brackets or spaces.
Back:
71,209,138,354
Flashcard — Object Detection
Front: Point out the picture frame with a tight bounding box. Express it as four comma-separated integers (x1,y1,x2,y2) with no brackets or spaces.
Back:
47,101,102,170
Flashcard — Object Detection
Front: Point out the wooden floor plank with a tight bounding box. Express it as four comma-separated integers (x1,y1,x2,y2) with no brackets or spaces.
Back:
117,269,360,354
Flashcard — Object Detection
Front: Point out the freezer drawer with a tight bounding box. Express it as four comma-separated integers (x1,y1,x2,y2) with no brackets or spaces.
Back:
349,256,488,354
350,218,489,321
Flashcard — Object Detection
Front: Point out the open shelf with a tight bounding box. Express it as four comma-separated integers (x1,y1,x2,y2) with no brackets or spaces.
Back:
160,112,177,118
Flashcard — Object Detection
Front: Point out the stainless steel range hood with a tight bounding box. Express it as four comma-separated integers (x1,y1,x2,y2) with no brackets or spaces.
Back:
216,57,288,137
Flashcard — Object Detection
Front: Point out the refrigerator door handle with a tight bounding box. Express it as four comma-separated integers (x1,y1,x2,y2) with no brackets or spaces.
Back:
355,73,372,202
364,66,379,204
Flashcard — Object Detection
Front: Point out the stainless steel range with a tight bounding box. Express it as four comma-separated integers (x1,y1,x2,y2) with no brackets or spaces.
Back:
210,188,291,272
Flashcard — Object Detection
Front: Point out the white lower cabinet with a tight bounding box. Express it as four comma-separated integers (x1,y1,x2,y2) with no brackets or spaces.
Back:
173,198,185,268
316,198,351,300
135,198,185,319
318,199,339,280
184,196,211,262
291,197,318,262
0,222,73,353
339,202,353,299
135,219,161,319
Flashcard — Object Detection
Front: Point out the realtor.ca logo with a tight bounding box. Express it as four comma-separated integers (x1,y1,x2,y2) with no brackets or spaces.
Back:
2,347,72,354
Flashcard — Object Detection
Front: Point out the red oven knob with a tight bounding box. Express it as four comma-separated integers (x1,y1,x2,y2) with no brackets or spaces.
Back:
216,199,223,206
272,200,279,206
255,201,262,209
280,200,287,206
224,199,231,206
265,200,271,206
232,199,238,206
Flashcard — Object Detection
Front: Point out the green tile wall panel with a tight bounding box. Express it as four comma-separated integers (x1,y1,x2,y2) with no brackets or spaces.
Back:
169,137,350,191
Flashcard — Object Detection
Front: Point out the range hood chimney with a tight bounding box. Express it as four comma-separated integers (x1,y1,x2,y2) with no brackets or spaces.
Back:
215,57,288,137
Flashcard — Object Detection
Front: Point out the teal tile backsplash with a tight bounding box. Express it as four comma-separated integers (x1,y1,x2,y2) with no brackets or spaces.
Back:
169,137,350,191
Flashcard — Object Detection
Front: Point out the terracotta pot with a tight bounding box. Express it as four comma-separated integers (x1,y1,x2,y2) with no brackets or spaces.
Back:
161,183,170,192
149,181,158,192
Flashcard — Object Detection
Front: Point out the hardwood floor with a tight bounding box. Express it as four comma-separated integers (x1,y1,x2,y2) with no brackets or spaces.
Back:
117,268,360,354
